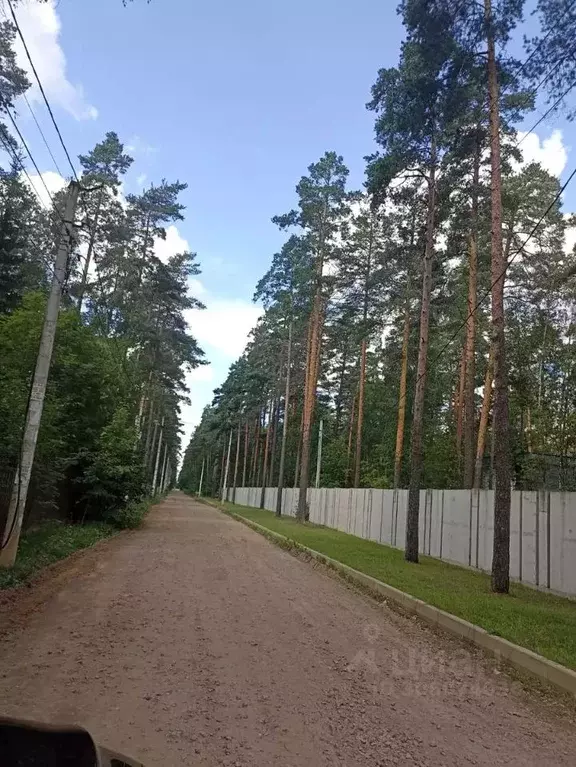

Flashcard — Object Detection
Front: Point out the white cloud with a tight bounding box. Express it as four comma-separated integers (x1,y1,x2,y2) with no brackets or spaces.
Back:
186,299,262,358
565,216,576,256
187,365,215,383
180,299,262,457
7,0,97,121
136,173,147,187
154,224,190,263
516,129,568,177
126,135,157,156
25,169,66,207
188,277,207,296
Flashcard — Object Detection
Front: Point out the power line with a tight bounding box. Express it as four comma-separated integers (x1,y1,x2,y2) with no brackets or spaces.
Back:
2,101,57,207
21,92,64,178
0,129,74,289
5,0,79,183
517,0,576,78
517,78,576,149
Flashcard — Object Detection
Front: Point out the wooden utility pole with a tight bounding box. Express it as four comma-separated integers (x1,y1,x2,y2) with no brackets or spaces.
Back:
0,181,80,568
315,419,324,489
152,416,165,494
485,0,511,593
276,319,293,516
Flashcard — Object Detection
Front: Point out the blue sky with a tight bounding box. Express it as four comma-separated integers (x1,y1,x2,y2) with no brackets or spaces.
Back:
6,0,575,451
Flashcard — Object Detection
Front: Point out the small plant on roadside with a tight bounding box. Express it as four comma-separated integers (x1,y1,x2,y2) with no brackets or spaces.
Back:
105,499,152,530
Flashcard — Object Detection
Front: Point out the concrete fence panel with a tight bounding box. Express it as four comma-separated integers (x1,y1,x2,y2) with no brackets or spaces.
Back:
226,485,576,597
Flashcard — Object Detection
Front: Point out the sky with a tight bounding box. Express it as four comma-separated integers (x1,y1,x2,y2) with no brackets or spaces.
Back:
3,0,575,455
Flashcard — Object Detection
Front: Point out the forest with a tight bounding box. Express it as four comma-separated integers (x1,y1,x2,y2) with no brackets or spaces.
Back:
179,0,576,591
0,17,204,558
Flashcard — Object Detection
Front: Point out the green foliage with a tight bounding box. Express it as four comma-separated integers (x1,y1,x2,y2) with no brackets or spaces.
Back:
0,10,204,539
180,1,576,500
78,407,147,520
104,498,153,530
0,521,114,590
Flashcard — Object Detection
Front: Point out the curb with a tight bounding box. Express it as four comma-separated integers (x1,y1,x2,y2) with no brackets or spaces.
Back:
204,498,576,698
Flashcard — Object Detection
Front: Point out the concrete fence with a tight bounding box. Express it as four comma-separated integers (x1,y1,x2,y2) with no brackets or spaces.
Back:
228,486,576,598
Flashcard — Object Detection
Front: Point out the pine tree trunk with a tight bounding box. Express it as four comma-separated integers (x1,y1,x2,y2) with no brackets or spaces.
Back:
394,290,411,489
406,139,437,563
335,337,349,434
232,425,241,503
353,215,373,489
250,415,261,486
297,289,324,520
525,408,533,454
455,344,466,463
218,446,226,498
276,320,293,516
354,338,367,488
474,346,494,489
242,420,249,487
463,134,481,488
144,397,156,466
260,400,274,508
346,390,357,487
78,190,104,312
268,398,279,487
486,0,511,594
294,440,301,489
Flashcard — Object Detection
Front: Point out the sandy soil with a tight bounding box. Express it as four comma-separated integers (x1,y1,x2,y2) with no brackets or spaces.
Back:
1,492,576,766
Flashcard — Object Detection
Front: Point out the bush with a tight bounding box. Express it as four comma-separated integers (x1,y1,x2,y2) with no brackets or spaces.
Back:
105,498,151,530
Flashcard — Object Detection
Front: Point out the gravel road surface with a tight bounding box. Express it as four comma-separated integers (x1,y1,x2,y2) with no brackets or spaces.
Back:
1,492,575,766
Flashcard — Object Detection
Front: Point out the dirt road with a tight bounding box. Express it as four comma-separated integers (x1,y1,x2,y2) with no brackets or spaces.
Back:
1,493,576,766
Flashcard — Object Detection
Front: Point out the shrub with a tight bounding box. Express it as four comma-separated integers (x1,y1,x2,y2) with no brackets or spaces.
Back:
105,499,151,530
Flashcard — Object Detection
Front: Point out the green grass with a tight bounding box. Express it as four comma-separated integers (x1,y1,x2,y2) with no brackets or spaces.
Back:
0,521,115,590
222,502,576,671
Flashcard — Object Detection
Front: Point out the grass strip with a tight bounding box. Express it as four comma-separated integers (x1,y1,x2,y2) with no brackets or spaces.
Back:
221,501,576,671
0,521,115,590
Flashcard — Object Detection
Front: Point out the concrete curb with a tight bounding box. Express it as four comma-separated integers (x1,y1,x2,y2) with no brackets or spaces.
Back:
204,499,576,698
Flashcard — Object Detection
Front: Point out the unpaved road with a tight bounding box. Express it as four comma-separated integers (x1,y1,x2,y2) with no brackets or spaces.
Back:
1,494,576,766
